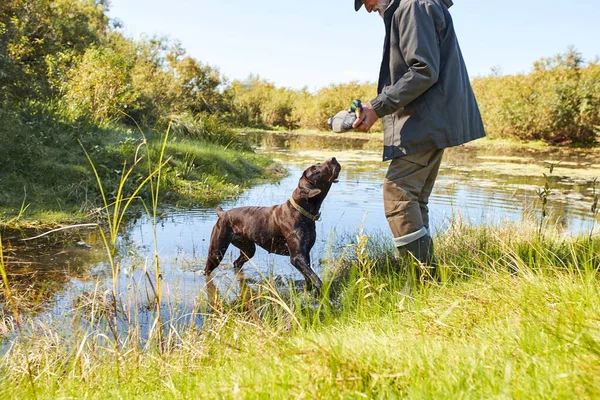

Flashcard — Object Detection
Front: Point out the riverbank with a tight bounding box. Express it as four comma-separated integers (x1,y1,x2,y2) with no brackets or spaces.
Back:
0,131,285,234
1,221,599,398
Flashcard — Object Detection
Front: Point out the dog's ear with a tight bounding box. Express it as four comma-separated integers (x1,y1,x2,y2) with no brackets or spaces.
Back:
296,169,322,199
295,186,322,199
301,187,322,199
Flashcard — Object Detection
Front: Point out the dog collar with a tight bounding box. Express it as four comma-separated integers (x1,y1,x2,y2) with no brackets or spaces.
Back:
289,198,321,222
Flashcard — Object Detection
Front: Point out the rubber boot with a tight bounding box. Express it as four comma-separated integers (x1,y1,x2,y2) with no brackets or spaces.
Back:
398,235,437,293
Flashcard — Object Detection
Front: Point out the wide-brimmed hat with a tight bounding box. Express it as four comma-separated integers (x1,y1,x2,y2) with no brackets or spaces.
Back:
355,0,363,11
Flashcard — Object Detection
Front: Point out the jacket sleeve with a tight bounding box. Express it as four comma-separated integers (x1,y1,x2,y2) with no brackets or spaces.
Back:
371,0,442,117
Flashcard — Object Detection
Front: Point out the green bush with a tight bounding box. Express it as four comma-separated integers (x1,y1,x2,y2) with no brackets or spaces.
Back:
472,49,600,145
61,45,137,126
128,39,227,128
225,76,299,128
226,78,380,131
222,50,598,144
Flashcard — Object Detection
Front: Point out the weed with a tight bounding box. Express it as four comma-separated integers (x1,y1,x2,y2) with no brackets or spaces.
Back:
536,161,560,238
590,177,599,239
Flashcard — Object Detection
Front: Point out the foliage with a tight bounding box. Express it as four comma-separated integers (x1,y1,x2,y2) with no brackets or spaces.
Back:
0,0,266,223
225,75,299,128
224,49,599,145
0,0,108,104
1,0,599,225
62,45,137,125
225,49,600,145
127,39,227,128
472,48,600,145
225,78,381,131
1,0,228,129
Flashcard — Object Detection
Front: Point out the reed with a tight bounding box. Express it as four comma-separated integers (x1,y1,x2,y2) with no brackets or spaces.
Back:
0,235,38,398
77,126,171,357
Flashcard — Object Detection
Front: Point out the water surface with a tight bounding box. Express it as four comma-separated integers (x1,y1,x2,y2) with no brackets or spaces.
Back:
2,133,599,337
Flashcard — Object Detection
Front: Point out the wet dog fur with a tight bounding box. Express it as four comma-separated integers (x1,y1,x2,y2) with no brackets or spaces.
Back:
203,158,342,293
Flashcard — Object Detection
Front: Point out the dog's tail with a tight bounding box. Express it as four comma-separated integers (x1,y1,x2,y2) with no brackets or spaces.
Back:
215,206,225,218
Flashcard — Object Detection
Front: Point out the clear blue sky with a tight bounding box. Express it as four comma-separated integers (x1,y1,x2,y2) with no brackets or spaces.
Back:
107,0,599,91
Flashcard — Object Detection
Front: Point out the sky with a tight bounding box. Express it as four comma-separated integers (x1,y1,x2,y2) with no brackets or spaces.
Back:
107,0,600,91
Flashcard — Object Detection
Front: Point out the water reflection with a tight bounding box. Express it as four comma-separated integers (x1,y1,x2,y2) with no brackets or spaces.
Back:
0,228,105,315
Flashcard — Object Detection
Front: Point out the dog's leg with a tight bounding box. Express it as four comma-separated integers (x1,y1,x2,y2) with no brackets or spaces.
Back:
291,253,322,294
231,237,256,271
204,218,232,276
287,238,322,294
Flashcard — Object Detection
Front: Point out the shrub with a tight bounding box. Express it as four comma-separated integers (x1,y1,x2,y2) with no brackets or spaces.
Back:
61,45,137,126
472,49,599,145
226,76,299,128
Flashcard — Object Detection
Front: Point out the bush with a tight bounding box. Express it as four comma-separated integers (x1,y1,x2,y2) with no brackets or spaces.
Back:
226,79,381,132
61,45,137,126
226,76,299,128
472,49,600,145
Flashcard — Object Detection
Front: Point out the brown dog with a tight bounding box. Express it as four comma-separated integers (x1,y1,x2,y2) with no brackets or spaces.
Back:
203,158,341,293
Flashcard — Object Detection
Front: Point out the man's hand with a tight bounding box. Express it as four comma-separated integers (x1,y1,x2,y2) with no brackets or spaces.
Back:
352,101,379,132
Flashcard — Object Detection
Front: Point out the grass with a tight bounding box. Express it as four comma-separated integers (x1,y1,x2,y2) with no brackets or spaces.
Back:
1,218,599,399
160,138,286,206
0,128,283,231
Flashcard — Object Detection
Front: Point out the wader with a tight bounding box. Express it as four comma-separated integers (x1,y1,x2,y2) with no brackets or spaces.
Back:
383,148,443,280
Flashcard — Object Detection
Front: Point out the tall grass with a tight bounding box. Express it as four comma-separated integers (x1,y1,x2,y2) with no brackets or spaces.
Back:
0,236,18,332
1,216,599,398
78,125,171,353
0,234,38,397
146,124,170,349
170,112,251,151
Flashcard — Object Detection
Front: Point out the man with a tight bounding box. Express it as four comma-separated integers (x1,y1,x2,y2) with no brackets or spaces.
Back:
353,0,485,277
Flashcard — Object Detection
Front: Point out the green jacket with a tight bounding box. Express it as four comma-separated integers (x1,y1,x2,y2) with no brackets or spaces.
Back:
372,0,486,161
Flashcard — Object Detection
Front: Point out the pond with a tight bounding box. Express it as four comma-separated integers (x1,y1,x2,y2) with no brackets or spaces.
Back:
2,132,599,339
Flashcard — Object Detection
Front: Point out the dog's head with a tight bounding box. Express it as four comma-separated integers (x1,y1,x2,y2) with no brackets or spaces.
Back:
294,158,342,200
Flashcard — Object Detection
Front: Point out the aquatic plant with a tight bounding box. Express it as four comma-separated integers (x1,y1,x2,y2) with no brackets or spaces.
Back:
79,124,171,353
535,161,560,238
590,177,599,239
0,234,38,396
